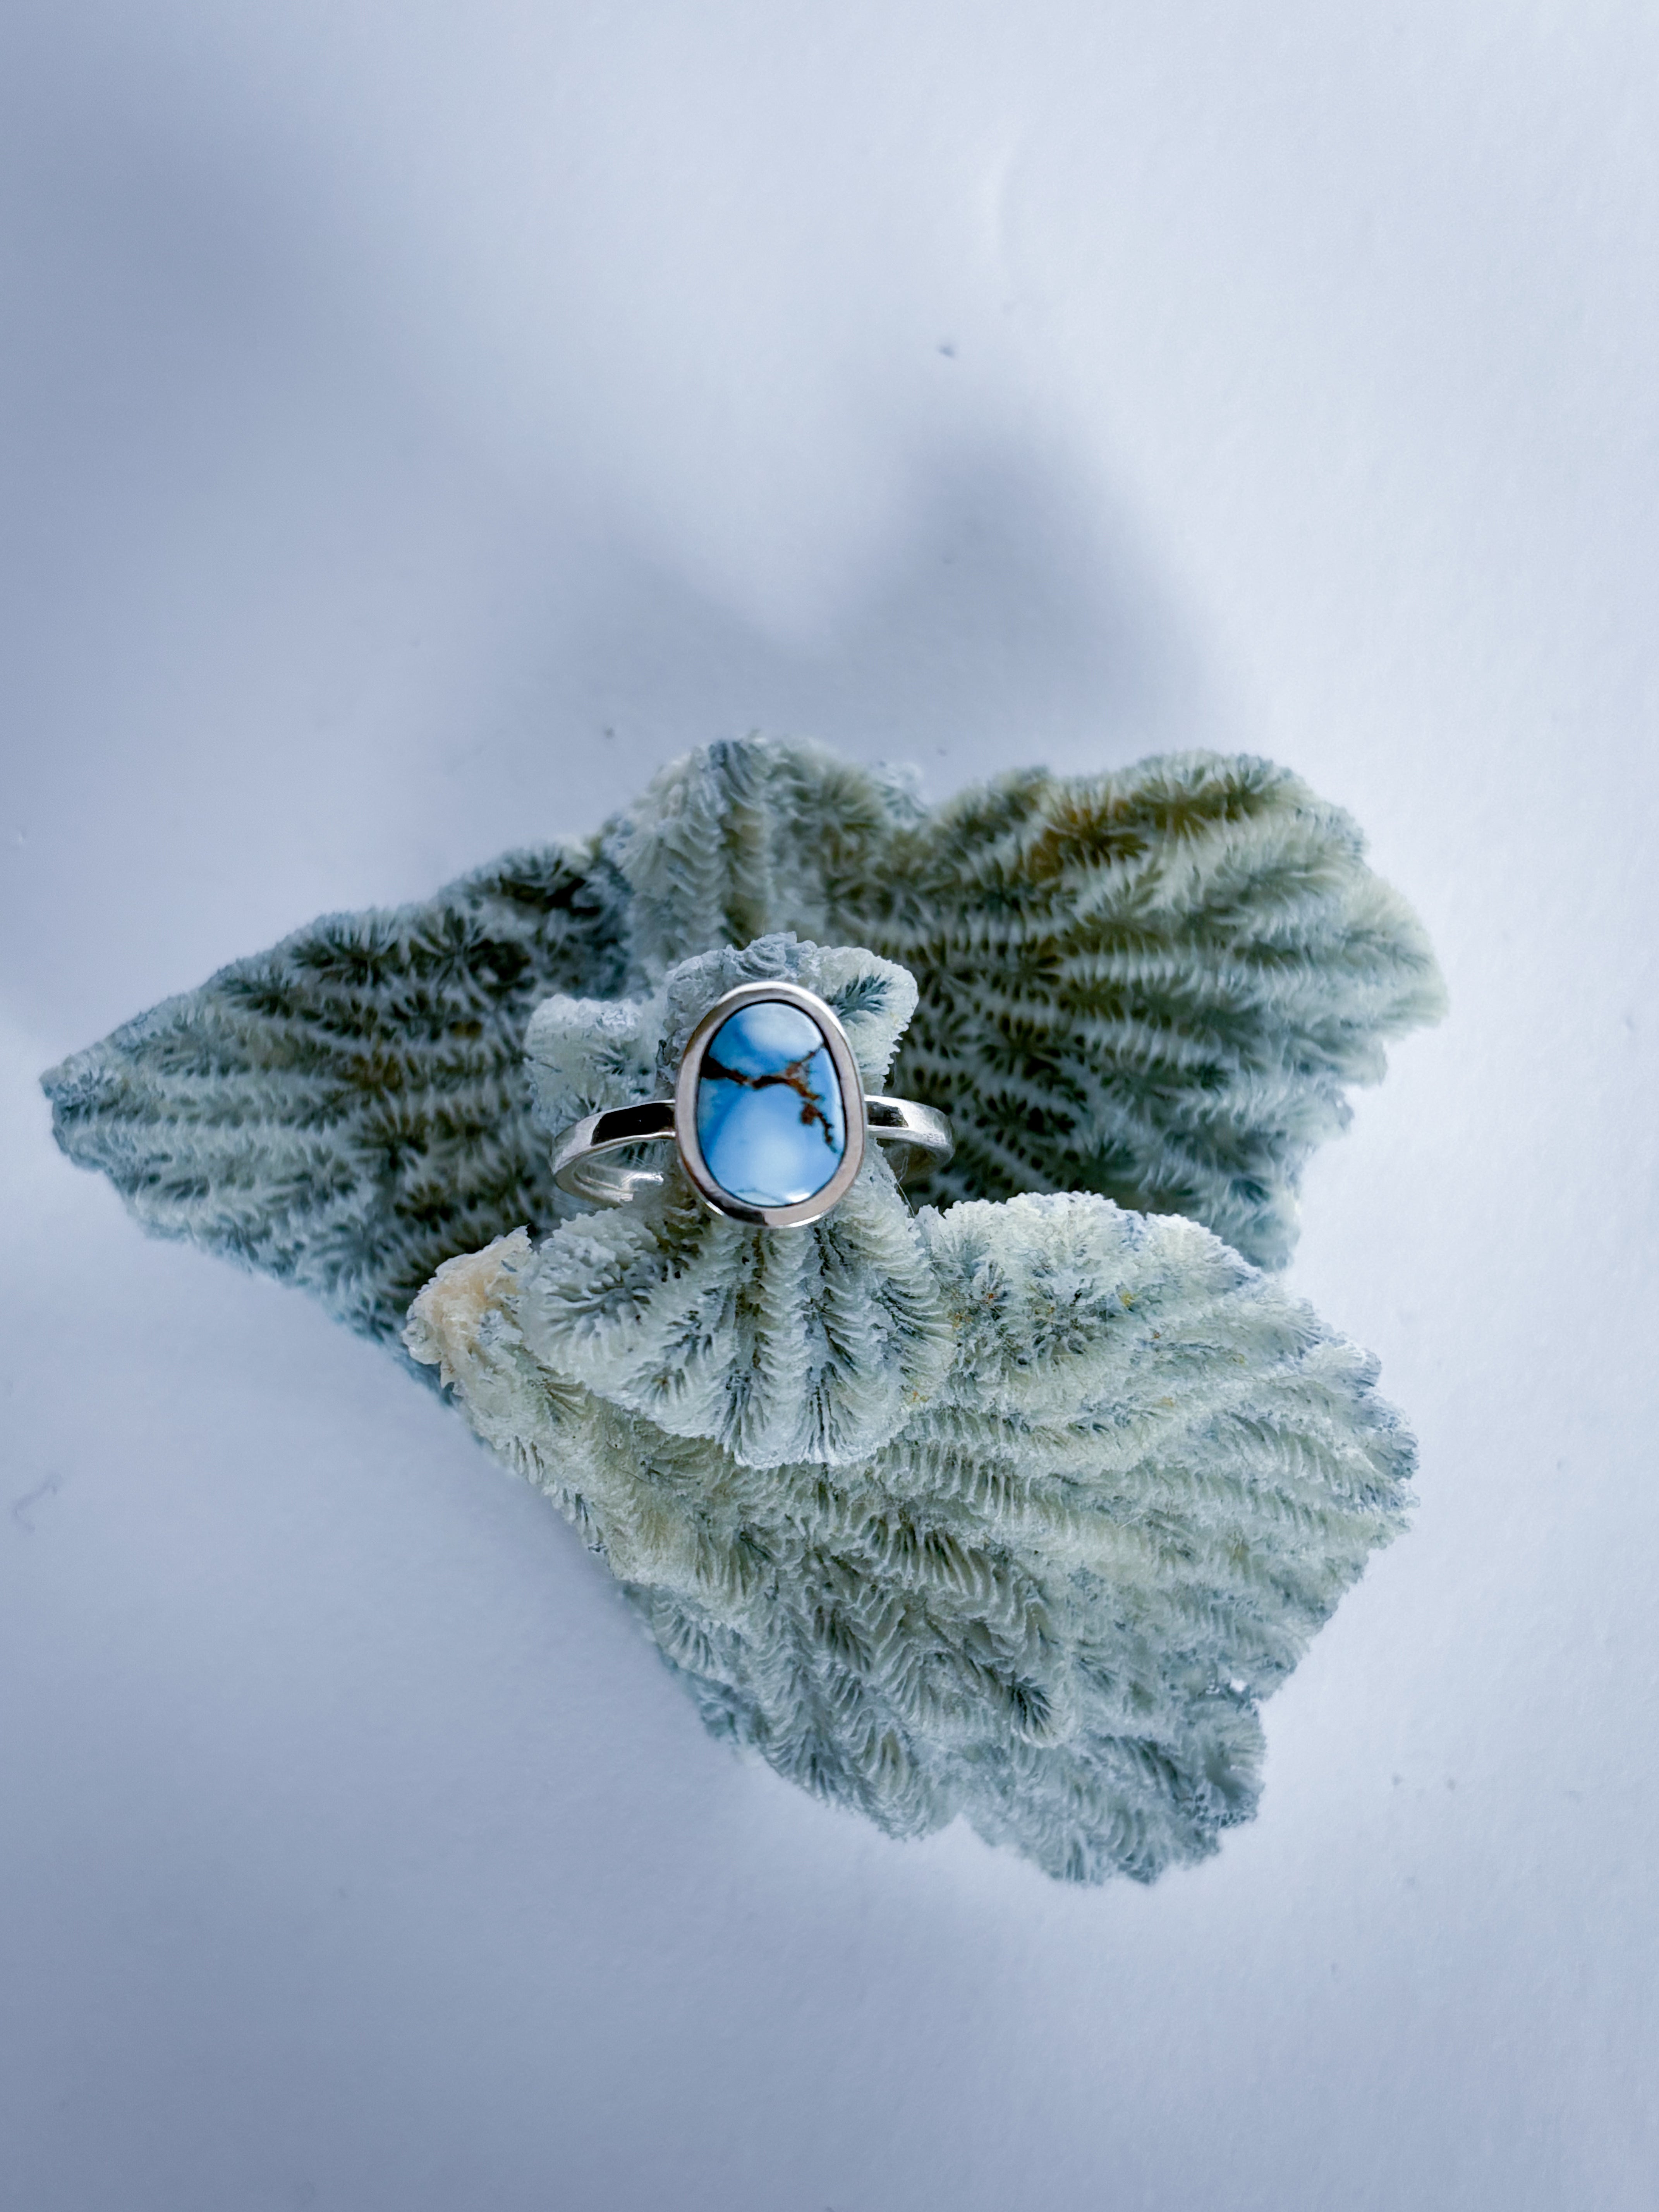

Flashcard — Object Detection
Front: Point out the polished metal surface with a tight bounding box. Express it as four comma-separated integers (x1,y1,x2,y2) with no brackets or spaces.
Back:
551,984,953,1224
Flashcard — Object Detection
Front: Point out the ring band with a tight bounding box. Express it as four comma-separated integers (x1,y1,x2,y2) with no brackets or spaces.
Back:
551,1093,955,1208
550,981,953,1228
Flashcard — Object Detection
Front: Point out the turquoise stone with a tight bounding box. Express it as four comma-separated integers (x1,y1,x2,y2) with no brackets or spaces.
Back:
695,1000,848,1207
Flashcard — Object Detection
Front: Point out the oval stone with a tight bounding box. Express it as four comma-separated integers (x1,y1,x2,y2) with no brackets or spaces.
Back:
694,999,848,1208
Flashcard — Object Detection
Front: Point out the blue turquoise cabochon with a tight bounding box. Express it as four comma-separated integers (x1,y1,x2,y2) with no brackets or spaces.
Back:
694,999,847,1207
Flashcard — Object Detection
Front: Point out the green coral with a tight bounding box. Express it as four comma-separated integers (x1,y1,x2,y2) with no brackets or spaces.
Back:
42,847,629,1345
42,737,1444,1343
407,943,1413,1883
520,940,950,1468
609,738,1447,1265
38,738,1439,1880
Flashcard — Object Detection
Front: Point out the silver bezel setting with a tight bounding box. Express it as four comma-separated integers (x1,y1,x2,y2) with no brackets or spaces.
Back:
673,980,867,1228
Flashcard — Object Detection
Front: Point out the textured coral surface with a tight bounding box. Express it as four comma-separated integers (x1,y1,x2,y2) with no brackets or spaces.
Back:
40,739,1440,1880
610,739,1447,1263
43,847,630,1344
43,738,1444,1349
407,942,1414,1882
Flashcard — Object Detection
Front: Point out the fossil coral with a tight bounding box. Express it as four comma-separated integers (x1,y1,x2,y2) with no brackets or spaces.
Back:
42,737,1443,1348
38,736,1437,1881
520,939,953,1467
610,739,1447,1264
406,941,1414,1882
42,848,629,1345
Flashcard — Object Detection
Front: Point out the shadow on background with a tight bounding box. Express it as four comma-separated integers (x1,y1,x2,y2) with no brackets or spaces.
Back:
523,432,1227,793
0,35,1226,1040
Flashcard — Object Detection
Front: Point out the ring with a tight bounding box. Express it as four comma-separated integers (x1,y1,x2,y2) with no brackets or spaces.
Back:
550,980,954,1227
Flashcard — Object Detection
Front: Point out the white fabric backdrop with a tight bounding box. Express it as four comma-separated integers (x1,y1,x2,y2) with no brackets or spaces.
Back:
3,5,1654,2207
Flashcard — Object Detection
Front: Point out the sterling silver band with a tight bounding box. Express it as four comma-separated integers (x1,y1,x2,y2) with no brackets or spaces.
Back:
551,1092,954,1212
551,979,953,1227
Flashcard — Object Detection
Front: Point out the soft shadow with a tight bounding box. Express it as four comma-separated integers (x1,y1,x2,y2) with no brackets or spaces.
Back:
488,436,1236,820
0,38,1235,1037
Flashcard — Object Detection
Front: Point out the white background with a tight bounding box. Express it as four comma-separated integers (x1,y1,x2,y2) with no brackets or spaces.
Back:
2,5,1655,2207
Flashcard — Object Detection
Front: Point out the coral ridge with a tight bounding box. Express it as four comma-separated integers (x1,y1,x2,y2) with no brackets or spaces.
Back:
40,735,1443,1881
404,942,1414,1883
43,737,1444,1346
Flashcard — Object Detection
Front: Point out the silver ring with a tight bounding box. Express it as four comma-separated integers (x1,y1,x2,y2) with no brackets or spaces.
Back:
550,980,953,1228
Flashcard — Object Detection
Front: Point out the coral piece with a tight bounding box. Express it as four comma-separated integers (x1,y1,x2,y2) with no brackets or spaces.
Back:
42,850,629,1345
406,941,1413,1882
43,737,1443,1342
608,738,1448,1266
521,942,952,1467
